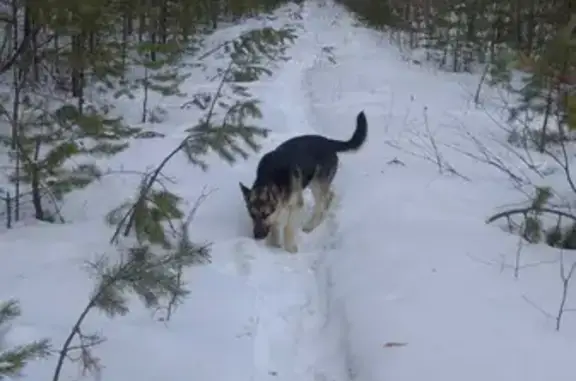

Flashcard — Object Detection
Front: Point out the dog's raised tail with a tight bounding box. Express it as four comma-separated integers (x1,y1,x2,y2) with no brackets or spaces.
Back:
333,111,368,152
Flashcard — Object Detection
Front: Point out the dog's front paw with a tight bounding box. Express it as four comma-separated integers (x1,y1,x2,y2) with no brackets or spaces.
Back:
302,224,314,233
267,239,282,248
267,226,282,248
284,242,298,253
302,220,317,233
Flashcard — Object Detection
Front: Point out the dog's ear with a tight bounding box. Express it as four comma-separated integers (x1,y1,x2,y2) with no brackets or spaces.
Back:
239,182,251,202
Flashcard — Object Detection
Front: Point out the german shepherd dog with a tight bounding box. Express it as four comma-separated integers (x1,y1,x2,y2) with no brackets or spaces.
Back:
239,111,368,253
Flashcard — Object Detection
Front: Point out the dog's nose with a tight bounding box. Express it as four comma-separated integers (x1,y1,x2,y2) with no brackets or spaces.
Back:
253,226,268,240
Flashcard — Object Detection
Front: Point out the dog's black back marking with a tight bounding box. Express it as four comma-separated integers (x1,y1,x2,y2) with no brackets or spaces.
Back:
253,111,368,192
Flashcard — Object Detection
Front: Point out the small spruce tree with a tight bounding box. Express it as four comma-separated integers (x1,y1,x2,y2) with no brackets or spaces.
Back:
0,97,141,222
0,300,50,379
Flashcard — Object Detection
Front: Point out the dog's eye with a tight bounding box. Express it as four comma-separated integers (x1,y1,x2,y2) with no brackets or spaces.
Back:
250,207,266,219
250,201,273,219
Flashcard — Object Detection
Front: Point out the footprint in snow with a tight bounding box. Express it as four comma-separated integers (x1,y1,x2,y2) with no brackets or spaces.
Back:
232,239,258,276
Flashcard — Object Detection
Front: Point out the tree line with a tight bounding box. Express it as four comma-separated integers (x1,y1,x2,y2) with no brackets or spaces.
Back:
337,0,576,252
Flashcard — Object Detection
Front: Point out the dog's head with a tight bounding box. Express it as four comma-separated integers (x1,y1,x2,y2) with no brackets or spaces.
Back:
239,182,282,239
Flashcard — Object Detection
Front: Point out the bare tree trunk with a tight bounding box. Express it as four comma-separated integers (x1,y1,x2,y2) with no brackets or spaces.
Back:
31,138,44,221
11,0,20,221
71,33,85,112
159,0,168,44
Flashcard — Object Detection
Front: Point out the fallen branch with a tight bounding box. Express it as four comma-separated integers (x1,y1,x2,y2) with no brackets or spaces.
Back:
556,251,576,331
486,207,576,225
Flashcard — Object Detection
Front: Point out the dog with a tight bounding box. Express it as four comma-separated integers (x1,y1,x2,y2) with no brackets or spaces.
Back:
240,111,368,253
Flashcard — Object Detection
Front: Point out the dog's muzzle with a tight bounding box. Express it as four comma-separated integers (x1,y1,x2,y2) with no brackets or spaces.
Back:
253,224,269,240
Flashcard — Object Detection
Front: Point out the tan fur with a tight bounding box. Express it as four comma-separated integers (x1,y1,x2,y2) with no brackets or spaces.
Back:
266,170,304,253
242,170,305,253
302,177,334,233
242,168,337,253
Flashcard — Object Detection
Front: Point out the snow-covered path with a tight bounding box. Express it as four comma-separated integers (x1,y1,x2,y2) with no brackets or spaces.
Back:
206,5,354,381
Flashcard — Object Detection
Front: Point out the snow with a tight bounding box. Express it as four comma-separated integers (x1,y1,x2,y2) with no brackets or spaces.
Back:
2,1,576,381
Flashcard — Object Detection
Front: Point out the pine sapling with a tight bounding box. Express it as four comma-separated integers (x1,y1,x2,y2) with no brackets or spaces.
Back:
0,96,142,222
181,26,298,168
0,300,51,379
52,192,210,381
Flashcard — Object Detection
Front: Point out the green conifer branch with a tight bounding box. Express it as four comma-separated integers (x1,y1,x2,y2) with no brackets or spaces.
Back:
0,300,51,380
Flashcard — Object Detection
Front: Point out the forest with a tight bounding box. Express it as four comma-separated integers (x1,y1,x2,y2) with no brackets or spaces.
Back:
337,0,576,250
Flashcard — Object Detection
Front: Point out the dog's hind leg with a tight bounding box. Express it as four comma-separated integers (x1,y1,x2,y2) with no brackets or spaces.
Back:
303,158,337,234
283,188,305,253
302,178,334,233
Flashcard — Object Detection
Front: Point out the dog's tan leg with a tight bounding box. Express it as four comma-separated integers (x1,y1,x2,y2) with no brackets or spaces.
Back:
283,191,304,253
267,223,282,248
297,191,304,208
281,170,304,253
283,218,298,253
303,180,333,233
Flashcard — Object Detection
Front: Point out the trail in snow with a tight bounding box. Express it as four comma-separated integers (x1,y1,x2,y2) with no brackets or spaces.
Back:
210,4,382,380
247,19,348,381
208,4,352,381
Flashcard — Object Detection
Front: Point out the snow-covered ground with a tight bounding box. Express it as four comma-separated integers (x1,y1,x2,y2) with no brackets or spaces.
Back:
2,1,576,381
